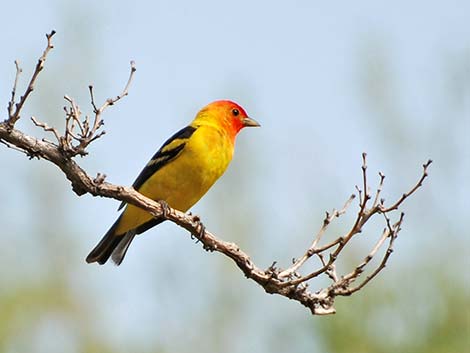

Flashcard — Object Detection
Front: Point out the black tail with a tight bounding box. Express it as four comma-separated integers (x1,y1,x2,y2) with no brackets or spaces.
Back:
110,231,136,266
86,216,164,265
86,216,128,265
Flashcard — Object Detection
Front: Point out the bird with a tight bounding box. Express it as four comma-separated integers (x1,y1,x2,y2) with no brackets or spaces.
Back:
86,100,260,265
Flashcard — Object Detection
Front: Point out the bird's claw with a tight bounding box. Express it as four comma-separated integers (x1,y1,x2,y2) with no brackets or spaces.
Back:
158,199,170,218
192,214,205,240
191,214,213,250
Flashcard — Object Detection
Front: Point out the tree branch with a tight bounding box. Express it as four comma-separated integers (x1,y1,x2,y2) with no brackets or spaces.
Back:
5,30,56,128
0,31,432,316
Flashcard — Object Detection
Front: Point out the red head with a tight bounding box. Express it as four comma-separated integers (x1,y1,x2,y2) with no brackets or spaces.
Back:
194,100,260,141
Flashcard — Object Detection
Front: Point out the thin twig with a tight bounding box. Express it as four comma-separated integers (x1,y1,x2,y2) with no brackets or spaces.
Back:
0,138,29,154
58,61,136,156
6,30,56,127
93,60,136,114
335,212,404,295
373,171,386,207
31,116,61,143
278,193,355,278
7,60,23,119
380,160,432,212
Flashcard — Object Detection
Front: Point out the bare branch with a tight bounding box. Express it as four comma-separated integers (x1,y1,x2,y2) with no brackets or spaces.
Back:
31,116,61,143
7,60,23,118
334,212,404,296
5,30,56,128
92,60,136,113
274,153,430,307
1,137,30,155
278,193,355,278
373,171,386,207
380,160,432,212
56,61,136,157
0,32,432,316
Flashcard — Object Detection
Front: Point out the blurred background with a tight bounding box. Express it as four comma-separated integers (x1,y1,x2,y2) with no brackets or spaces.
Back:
0,1,469,352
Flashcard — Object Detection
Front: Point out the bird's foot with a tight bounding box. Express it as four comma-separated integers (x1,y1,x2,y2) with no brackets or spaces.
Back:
158,199,170,218
191,214,205,239
190,214,211,248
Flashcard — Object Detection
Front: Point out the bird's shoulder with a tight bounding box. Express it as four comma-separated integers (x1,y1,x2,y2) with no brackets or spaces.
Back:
134,125,197,187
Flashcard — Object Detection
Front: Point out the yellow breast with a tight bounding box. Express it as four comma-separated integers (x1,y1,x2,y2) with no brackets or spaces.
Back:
115,125,234,234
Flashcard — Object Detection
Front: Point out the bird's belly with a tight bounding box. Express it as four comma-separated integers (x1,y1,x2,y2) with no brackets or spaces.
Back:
144,159,217,211
116,133,232,234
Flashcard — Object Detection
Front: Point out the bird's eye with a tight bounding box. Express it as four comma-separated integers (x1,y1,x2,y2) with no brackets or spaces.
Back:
232,108,239,116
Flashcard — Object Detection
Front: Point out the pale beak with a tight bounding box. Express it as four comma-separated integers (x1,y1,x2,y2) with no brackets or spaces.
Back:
242,116,261,127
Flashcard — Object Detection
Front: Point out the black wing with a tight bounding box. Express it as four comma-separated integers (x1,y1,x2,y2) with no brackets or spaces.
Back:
117,125,197,211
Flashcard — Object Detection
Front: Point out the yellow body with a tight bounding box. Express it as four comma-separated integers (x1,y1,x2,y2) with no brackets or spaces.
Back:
115,124,234,234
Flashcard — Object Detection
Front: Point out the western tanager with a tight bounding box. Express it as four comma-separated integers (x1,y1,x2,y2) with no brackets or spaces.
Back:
86,100,260,265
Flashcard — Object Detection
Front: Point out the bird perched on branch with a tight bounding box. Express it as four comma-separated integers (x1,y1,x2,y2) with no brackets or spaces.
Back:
86,100,260,265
